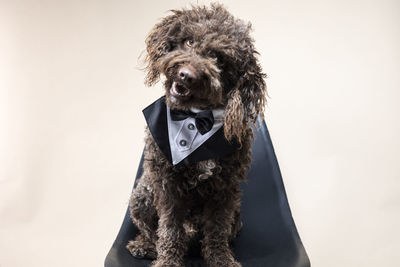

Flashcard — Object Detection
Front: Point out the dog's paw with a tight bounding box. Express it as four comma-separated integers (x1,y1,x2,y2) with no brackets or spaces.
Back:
206,254,242,267
126,240,156,259
229,260,242,267
150,259,184,267
218,259,241,267
213,259,241,267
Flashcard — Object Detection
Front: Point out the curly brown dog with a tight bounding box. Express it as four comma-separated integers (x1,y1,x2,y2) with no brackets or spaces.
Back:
127,4,266,267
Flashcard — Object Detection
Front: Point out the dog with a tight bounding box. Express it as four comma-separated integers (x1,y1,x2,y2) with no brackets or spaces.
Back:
127,4,266,267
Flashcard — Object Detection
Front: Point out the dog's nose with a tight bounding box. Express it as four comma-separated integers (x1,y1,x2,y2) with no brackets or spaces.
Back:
178,67,196,85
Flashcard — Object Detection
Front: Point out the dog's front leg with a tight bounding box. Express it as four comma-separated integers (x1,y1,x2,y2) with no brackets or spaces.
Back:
151,188,189,267
201,195,242,267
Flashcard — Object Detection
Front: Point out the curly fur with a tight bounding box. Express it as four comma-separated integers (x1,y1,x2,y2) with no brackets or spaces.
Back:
127,4,266,267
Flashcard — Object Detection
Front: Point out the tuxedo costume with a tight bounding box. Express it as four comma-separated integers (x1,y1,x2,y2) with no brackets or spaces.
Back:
142,97,239,166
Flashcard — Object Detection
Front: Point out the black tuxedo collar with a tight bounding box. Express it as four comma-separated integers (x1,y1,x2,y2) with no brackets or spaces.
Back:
142,97,239,166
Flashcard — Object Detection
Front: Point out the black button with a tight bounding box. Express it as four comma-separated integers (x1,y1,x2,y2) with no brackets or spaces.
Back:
179,140,187,146
188,123,195,130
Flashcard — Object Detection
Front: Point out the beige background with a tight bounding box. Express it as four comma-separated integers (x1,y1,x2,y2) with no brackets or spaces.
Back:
1,0,399,266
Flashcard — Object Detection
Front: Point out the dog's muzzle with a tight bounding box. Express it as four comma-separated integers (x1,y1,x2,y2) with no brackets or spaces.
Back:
169,65,199,99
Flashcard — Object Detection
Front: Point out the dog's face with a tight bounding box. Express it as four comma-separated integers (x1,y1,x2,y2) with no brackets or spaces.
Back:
144,4,266,141
160,39,225,110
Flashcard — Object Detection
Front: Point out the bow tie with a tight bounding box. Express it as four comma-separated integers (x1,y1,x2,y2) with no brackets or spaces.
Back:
170,109,214,135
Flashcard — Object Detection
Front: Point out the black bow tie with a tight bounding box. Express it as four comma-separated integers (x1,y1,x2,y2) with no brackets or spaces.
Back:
170,109,214,135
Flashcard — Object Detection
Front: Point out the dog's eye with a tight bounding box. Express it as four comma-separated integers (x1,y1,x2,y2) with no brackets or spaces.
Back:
185,39,194,48
208,51,217,58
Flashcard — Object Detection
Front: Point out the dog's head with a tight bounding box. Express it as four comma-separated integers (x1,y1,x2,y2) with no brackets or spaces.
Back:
144,4,266,143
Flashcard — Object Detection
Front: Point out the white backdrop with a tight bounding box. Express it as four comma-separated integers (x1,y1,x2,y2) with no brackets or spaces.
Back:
1,0,399,266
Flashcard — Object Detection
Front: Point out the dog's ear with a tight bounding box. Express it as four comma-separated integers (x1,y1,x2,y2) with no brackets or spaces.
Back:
224,47,267,144
144,11,182,86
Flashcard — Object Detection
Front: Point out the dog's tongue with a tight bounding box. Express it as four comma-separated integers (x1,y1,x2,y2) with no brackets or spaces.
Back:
170,82,189,97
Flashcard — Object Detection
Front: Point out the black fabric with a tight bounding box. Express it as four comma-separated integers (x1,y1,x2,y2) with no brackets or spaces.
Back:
142,97,239,166
170,109,214,135
105,119,311,267
142,97,172,163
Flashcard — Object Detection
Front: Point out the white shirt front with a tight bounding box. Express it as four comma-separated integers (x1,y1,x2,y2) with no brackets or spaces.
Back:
166,107,224,165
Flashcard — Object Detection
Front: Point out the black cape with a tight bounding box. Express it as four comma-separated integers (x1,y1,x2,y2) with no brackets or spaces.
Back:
104,119,310,267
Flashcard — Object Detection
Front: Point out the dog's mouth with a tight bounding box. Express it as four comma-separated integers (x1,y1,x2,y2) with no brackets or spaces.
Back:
169,81,191,99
